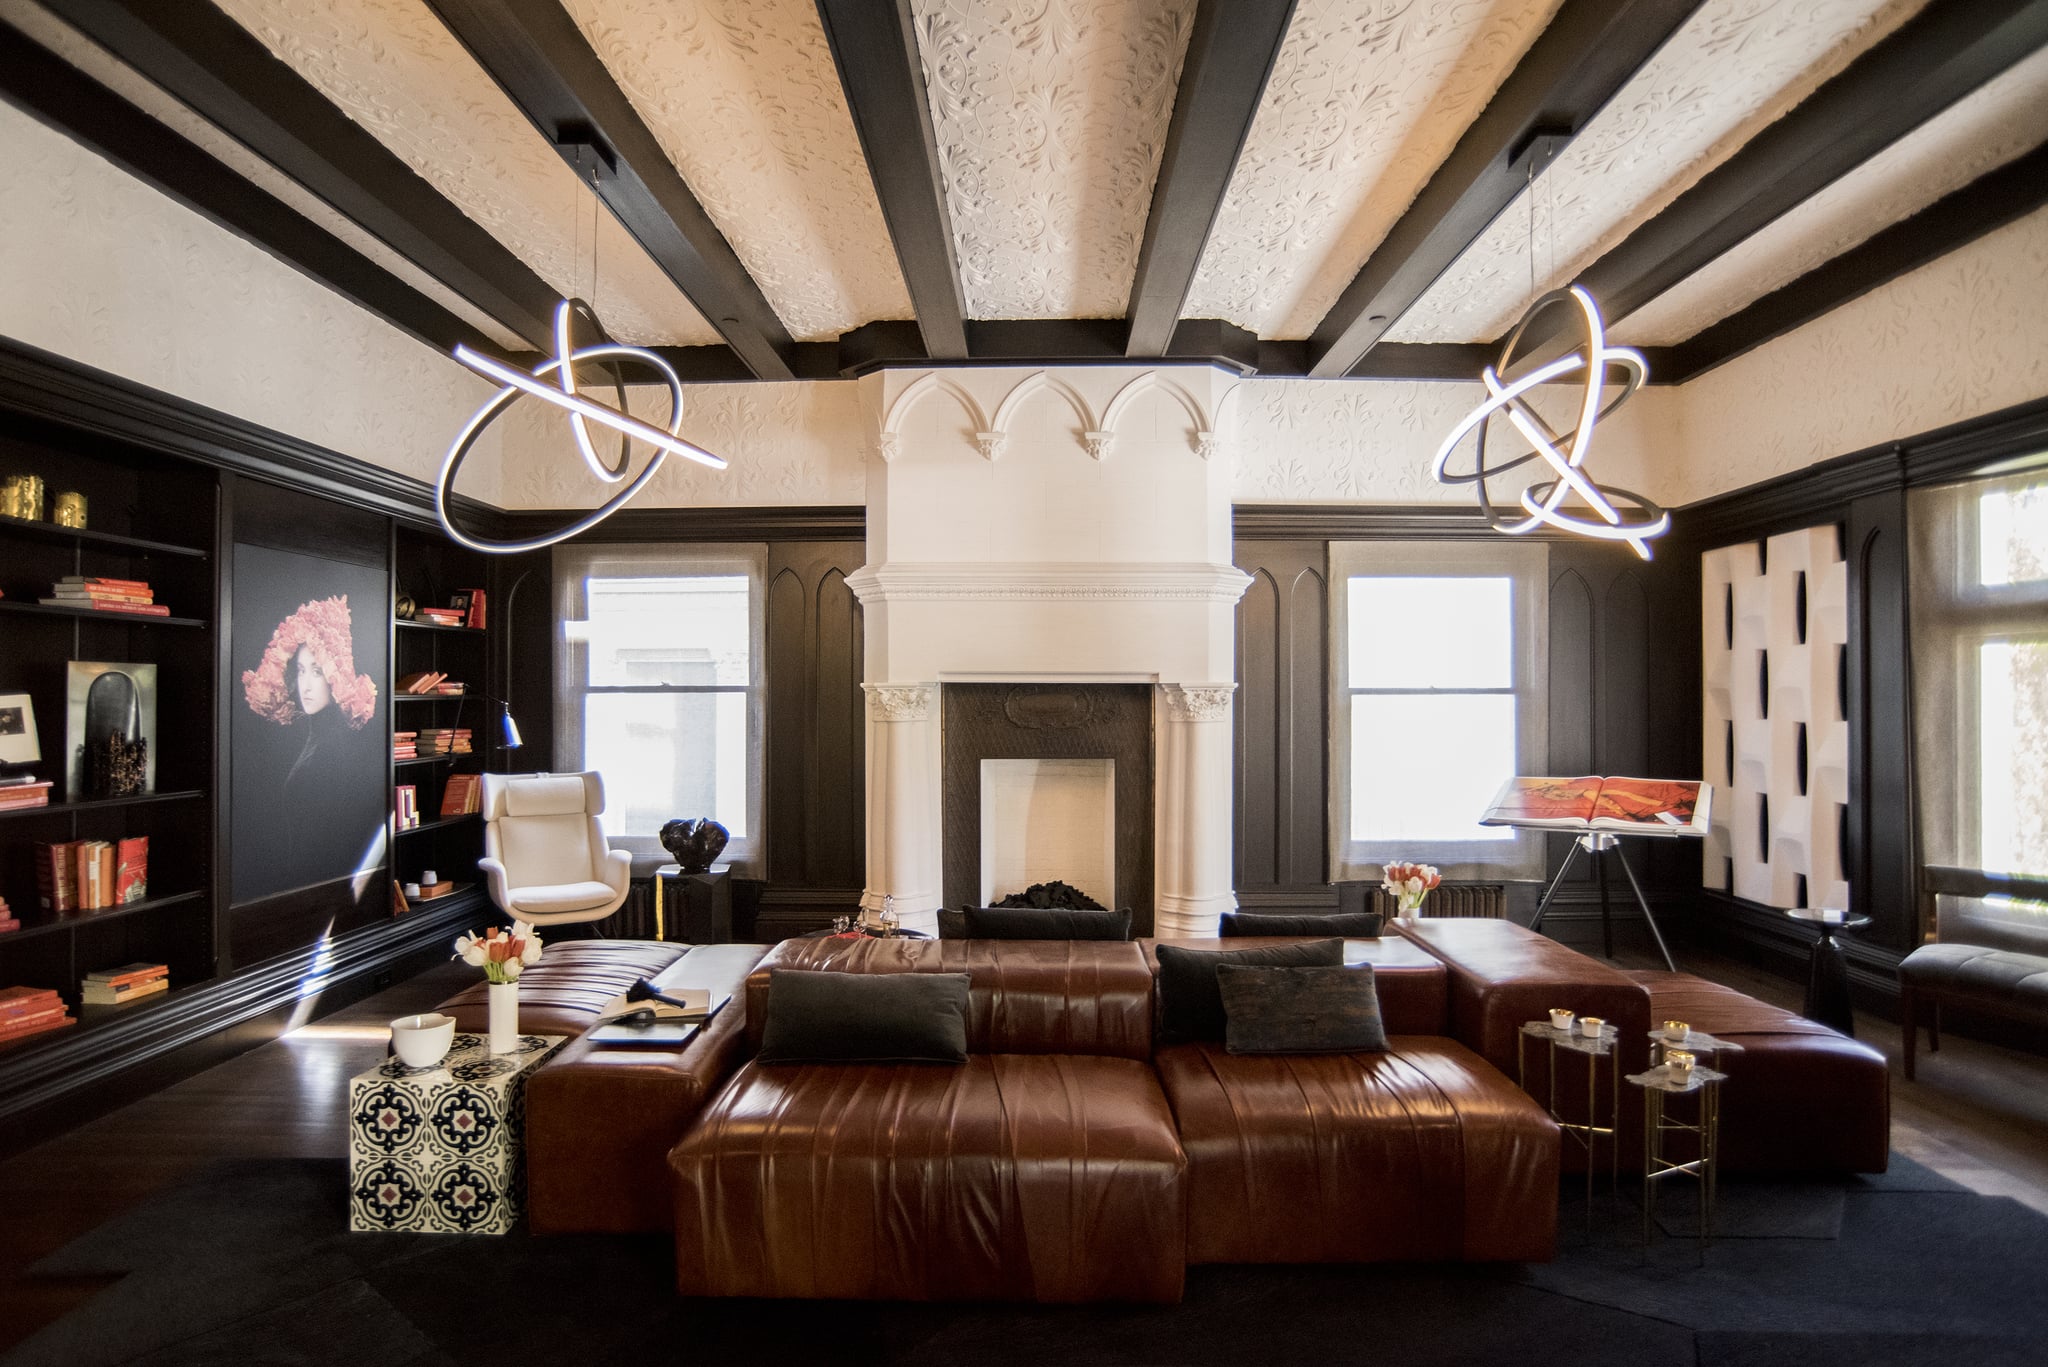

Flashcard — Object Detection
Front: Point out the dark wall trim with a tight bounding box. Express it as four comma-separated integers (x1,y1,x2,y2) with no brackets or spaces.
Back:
0,894,481,1155
503,505,865,544
1234,503,1592,540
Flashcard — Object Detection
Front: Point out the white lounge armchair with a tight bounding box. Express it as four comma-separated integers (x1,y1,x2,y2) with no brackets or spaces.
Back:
477,772,631,930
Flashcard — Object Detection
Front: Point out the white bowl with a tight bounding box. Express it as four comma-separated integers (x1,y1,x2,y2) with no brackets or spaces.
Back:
391,1012,455,1068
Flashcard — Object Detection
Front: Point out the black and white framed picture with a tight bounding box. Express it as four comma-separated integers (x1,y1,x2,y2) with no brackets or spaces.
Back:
230,543,386,904
0,693,37,766
65,663,157,798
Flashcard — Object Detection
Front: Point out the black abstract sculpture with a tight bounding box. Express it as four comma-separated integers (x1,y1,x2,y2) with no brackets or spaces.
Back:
659,817,729,874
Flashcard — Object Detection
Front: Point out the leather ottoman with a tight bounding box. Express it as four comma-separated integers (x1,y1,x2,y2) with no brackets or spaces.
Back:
1156,1035,1559,1264
1624,969,1889,1174
670,1052,1188,1302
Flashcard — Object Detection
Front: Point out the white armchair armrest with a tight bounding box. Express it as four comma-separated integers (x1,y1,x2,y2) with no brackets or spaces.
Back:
600,846,631,895
477,856,512,913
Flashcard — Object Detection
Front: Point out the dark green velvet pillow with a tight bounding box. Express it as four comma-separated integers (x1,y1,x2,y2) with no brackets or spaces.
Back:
1219,910,1383,938
1216,963,1389,1054
756,969,970,1064
1152,938,1346,1046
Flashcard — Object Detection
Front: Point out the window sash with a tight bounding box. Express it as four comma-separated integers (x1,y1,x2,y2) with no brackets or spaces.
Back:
1329,541,1548,882
553,542,766,872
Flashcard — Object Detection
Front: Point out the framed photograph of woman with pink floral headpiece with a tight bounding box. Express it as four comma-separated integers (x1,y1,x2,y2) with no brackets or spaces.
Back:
230,541,386,905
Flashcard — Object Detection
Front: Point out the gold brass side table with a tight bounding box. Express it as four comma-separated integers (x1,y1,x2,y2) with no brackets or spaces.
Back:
1627,1059,1728,1261
1518,1019,1620,1224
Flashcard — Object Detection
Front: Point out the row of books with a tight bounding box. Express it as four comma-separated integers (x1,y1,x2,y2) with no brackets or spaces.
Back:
0,986,73,1044
415,727,473,757
38,574,170,618
0,894,18,935
408,589,488,630
35,837,148,911
82,961,169,1006
440,773,482,817
0,778,52,811
395,671,466,696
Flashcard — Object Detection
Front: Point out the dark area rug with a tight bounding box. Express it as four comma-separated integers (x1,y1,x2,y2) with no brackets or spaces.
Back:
5,1155,2041,1367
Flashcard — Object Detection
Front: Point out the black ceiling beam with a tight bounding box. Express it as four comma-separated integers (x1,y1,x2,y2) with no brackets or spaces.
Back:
423,0,797,380
814,0,969,360
40,0,562,353
1658,141,2048,384
0,26,503,361
1572,0,2048,338
1124,0,1297,357
1305,0,1703,378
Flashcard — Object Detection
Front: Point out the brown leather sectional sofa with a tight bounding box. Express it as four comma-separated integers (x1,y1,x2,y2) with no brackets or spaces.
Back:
441,916,1890,1302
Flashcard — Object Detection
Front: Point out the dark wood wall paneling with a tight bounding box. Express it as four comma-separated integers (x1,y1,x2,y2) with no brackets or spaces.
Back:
1232,516,1680,952
1661,396,2048,1011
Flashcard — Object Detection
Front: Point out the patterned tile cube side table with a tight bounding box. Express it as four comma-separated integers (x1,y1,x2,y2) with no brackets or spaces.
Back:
349,1032,566,1233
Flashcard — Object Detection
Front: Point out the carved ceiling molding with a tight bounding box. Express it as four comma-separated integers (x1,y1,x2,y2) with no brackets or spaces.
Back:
876,368,1218,463
1387,0,1926,344
911,0,1195,319
1184,0,1562,340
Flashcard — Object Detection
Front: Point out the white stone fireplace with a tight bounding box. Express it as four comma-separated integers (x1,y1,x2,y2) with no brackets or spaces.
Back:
846,366,1248,938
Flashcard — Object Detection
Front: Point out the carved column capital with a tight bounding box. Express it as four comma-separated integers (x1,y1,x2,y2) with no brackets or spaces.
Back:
1160,683,1235,722
975,431,1006,462
876,432,901,463
865,683,935,721
1083,430,1114,461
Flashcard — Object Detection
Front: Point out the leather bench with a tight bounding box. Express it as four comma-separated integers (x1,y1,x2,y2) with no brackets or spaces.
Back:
1393,916,1890,1175
1899,943,2048,1081
1624,969,1889,1174
1139,936,1557,1264
669,937,1187,1302
437,939,770,1233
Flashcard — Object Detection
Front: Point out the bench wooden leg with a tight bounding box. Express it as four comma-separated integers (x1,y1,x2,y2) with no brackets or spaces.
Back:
1902,983,1918,1081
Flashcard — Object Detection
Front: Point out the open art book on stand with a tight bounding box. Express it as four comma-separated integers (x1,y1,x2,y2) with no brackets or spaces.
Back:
1481,776,1712,838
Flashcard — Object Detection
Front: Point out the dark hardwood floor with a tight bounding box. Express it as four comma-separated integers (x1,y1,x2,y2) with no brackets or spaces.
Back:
1,931,2045,1354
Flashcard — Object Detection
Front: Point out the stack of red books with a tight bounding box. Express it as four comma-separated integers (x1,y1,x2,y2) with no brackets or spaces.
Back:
81,962,169,1006
39,575,170,617
0,779,52,811
0,986,74,1044
393,730,418,760
0,894,20,935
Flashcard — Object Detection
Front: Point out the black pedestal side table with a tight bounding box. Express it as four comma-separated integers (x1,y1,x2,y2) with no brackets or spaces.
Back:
1785,908,1871,1036
653,863,733,943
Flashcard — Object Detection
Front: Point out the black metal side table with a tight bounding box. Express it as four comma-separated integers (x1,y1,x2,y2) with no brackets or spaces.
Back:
1785,908,1872,1035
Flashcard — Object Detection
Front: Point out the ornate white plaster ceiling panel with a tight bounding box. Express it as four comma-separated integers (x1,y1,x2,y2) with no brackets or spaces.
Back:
560,0,911,341
1616,44,2048,346
4,0,528,353
912,0,1195,319
1183,0,1562,340
208,0,719,345
1385,0,1928,344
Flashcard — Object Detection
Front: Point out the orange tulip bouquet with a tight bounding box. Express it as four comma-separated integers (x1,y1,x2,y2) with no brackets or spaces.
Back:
1381,861,1442,915
454,926,543,1053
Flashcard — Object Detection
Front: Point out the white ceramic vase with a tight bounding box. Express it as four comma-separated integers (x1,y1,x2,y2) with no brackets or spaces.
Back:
488,980,519,1054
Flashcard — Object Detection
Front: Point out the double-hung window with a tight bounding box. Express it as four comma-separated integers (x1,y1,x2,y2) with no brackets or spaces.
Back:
1913,470,2048,889
1331,542,1548,881
554,544,765,869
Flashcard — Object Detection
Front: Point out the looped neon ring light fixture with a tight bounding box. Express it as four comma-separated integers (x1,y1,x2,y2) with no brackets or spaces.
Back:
435,298,729,554
1432,285,1669,560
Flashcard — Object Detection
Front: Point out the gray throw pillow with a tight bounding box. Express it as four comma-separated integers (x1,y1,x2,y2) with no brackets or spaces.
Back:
756,969,971,1064
1219,910,1383,938
1152,939,1346,1046
1216,963,1389,1054
961,906,1133,940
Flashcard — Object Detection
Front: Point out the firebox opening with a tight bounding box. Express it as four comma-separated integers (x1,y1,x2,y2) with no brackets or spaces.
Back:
979,758,1115,910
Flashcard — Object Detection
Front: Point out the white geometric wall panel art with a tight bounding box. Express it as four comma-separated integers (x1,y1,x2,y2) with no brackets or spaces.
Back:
1700,526,1850,912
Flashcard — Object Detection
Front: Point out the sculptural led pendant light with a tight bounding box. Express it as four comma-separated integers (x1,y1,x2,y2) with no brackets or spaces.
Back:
437,158,728,554
1431,158,1668,560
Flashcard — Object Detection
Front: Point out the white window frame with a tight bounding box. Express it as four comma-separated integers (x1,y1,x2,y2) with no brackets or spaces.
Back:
1330,540,1549,882
552,542,766,873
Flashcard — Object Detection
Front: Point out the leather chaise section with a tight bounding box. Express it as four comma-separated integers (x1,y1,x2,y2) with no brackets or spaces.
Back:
1156,1036,1558,1265
1137,936,1449,1035
669,1052,1187,1302
438,939,691,1036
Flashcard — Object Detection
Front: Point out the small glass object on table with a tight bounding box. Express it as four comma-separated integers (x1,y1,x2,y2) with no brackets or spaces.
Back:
1627,1058,1728,1261
1518,1018,1621,1226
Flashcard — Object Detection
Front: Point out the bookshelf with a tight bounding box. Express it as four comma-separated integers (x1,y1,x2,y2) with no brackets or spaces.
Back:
0,441,218,1052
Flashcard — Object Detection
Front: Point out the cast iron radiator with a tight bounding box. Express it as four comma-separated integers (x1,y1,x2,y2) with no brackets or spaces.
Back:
1373,882,1508,919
